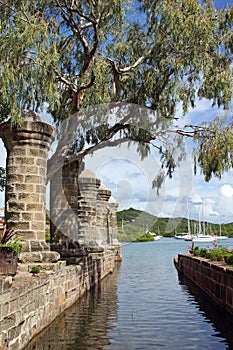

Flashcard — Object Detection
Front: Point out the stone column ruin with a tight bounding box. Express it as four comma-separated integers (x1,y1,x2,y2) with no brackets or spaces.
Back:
1,111,54,252
77,169,100,250
96,183,111,246
50,160,87,263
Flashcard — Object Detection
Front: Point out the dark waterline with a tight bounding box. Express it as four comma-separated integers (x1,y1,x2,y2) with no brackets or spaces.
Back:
24,238,233,350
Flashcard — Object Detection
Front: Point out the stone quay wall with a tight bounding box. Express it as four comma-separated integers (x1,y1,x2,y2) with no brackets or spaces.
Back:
0,252,118,350
174,254,233,315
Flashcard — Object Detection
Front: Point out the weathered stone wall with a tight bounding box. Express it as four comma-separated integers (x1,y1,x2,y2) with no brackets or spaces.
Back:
51,168,121,262
50,160,86,263
0,252,118,350
175,254,233,315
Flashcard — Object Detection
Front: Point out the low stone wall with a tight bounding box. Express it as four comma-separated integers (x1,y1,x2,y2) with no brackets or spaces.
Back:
174,254,233,315
0,252,120,350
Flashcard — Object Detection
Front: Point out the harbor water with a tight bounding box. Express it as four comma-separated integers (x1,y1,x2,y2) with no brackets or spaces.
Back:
24,238,233,350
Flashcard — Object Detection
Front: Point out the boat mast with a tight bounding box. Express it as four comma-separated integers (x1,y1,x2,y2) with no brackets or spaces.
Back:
187,198,191,234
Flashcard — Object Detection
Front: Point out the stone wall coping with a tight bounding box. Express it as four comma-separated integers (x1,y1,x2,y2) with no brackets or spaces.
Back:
177,253,233,274
79,169,96,179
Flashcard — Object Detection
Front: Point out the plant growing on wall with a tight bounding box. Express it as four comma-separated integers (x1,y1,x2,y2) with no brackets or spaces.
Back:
30,265,41,274
0,225,23,275
0,225,23,255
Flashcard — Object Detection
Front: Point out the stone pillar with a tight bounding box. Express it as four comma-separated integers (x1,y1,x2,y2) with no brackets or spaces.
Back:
1,111,54,252
77,169,101,251
50,160,87,263
108,196,121,247
97,184,111,246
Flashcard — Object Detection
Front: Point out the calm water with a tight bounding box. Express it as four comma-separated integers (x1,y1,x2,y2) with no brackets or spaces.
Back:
24,238,233,350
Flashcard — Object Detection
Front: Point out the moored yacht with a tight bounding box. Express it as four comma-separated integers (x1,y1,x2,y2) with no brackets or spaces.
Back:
192,234,217,243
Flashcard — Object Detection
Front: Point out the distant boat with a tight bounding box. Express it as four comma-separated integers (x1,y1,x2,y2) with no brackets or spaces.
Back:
175,199,192,240
154,235,162,241
192,234,217,243
184,234,194,241
175,232,193,241
146,231,162,241
212,224,228,240
215,235,228,240
174,232,188,240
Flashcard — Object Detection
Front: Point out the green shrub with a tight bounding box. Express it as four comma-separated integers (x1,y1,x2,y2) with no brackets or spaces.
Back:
0,226,23,255
30,266,41,274
226,254,233,265
207,247,228,261
193,247,207,257
134,232,155,242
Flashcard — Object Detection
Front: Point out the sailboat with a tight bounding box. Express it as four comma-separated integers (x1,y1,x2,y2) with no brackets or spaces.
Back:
192,204,217,243
175,199,193,241
212,224,228,240
192,234,217,243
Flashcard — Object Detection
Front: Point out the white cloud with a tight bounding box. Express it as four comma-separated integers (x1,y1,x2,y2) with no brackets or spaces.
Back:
191,194,203,205
221,184,233,198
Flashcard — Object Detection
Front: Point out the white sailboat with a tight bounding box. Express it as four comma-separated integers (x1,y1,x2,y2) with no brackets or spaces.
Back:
212,224,228,240
175,199,193,241
192,204,217,243
175,232,190,239
192,234,217,243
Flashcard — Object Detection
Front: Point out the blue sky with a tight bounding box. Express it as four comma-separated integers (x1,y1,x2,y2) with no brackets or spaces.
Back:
215,0,232,9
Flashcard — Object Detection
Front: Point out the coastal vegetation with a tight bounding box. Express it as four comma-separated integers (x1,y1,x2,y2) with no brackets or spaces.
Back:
117,207,233,242
134,232,155,242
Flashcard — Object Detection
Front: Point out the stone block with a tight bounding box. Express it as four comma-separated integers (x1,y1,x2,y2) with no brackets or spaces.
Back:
33,212,45,221
22,213,34,221
15,184,34,193
10,222,30,231
20,166,38,175
26,203,44,211
15,157,35,165
31,221,45,231
25,175,41,184
7,212,21,221
29,148,46,158
35,185,45,194
18,193,40,202
8,202,25,212
38,167,46,176
12,147,27,156
19,252,43,263
35,158,47,167
20,231,37,240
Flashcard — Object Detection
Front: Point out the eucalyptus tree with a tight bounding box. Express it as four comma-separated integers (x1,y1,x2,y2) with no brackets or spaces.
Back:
0,0,232,183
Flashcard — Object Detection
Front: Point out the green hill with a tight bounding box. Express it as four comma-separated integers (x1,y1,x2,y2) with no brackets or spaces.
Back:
117,207,233,242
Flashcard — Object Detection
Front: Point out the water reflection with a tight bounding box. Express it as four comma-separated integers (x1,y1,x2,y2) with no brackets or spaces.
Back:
24,264,121,350
23,240,233,350
178,274,233,349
